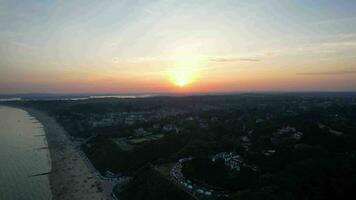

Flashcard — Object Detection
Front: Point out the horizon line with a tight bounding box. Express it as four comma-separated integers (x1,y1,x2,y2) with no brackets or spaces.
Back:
1,90,356,97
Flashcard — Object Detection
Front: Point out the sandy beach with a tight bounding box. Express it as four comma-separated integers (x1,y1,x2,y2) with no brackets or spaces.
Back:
22,107,113,200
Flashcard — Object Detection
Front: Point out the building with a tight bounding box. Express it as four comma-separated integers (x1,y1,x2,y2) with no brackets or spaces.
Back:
212,152,242,171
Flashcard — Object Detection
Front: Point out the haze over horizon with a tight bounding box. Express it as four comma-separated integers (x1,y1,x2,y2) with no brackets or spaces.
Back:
1,0,356,94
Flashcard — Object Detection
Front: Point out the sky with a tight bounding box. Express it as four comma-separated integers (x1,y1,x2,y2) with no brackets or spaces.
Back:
1,0,356,94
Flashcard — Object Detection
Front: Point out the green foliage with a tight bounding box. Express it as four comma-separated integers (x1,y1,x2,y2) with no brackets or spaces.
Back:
83,134,189,174
117,165,195,200
12,94,356,200
182,158,258,191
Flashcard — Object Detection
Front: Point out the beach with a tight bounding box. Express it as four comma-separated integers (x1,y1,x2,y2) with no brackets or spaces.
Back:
22,107,112,200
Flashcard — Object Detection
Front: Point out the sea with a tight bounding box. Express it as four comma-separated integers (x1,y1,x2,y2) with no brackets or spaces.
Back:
0,106,52,200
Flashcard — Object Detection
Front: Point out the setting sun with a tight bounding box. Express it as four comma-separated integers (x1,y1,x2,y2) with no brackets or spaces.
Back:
1,0,355,94
1,1,356,199
169,68,191,87
168,66,196,88
177,78,186,87
167,57,204,88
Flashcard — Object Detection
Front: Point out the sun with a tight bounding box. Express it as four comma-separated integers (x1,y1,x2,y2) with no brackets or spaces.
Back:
167,57,202,88
177,77,187,87
169,66,195,88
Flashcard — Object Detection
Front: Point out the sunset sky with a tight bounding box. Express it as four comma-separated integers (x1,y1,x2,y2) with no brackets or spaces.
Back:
1,0,356,94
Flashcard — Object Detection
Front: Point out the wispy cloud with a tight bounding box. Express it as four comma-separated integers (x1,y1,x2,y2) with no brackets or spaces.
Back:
297,70,356,76
315,17,356,26
209,58,260,62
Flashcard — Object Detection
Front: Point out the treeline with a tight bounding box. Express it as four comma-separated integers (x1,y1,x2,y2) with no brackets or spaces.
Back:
82,133,190,175
115,165,195,200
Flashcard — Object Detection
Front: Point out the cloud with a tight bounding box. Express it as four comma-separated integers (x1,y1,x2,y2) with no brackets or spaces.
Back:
296,70,356,76
315,17,356,26
239,58,261,62
292,35,356,55
209,57,260,62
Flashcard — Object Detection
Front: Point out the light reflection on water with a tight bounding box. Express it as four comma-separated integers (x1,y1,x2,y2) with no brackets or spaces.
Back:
0,106,52,200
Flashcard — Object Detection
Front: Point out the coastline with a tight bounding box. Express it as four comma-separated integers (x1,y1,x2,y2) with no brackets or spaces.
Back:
20,107,109,200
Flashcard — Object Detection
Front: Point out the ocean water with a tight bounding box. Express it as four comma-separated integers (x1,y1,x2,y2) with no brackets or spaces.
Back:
0,106,52,200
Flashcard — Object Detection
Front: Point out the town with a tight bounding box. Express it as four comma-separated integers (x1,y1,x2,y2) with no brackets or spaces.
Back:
9,93,356,200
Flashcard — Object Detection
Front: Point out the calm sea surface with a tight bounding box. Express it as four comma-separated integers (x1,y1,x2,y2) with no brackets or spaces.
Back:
0,106,52,200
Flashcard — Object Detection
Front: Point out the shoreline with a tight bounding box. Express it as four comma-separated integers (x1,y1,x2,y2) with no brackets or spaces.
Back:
20,107,109,200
